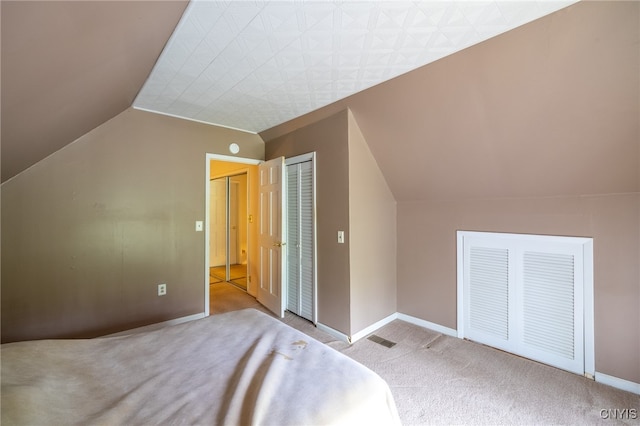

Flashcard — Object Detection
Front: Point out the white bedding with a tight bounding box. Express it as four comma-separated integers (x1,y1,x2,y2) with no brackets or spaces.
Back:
1,308,400,425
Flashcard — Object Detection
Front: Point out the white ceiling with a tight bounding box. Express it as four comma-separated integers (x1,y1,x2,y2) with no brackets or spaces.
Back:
133,0,578,134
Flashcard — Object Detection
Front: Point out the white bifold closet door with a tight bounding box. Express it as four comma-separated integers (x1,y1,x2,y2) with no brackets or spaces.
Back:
286,160,314,321
458,232,593,376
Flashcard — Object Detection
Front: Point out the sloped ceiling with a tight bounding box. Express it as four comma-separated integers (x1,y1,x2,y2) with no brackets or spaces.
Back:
135,0,577,132
1,0,189,182
1,0,577,183
268,1,638,201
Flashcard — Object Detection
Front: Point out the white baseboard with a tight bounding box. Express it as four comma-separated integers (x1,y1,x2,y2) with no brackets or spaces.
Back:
318,312,456,345
350,313,399,343
316,322,351,343
396,313,458,337
596,372,640,395
103,312,206,337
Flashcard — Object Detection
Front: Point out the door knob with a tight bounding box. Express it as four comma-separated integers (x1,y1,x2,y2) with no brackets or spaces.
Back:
273,242,286,247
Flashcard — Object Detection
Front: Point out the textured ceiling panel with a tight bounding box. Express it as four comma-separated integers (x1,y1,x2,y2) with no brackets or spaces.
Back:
134,0,578,133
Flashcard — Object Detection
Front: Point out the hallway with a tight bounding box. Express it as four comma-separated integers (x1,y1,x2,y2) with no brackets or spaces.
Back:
209,265,247,290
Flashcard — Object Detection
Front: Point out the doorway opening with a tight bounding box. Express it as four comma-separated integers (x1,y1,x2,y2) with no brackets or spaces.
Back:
203,152,317,321
205,154,260,317
209,173,248,290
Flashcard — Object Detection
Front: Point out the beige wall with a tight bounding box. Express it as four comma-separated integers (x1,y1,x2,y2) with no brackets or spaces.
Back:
1,108,264,342
265,109,398,337
1,1,189,182
265,111,351,334
390,2,640,384
398,194,639,383
348,111,397,334
261,2,639,383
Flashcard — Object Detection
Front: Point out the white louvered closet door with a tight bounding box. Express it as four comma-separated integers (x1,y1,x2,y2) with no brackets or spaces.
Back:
465,244,513,353
517,243,584,374
286,161,314,321
460,232,591,376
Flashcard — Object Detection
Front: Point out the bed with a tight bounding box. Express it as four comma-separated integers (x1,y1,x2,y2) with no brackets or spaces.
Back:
1,308,400,425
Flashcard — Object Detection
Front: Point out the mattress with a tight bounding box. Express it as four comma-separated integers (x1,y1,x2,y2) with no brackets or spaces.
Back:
1,308,400,425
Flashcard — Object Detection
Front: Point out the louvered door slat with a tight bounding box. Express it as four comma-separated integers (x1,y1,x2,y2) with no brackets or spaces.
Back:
522,251,575,360
468,246,509,340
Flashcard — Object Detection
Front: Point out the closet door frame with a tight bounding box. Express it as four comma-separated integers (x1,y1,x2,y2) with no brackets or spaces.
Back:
285,152,317,324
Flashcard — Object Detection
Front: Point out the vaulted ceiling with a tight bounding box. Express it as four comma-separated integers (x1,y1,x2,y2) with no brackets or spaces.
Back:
134,0,577,133
1,0,189,182
2,0,577,183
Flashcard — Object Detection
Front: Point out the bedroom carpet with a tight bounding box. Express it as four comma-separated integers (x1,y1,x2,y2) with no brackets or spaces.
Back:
210,282,639,425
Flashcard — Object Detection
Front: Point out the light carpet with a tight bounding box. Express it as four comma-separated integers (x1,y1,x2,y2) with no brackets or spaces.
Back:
210,282,640,425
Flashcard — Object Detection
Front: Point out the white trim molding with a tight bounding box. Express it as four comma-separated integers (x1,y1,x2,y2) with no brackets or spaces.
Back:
103,313,205,337
316,322,351,344
322,312,457,345
285,152,315,165
350,313,399,343
397,313,458,337
596,372,640,395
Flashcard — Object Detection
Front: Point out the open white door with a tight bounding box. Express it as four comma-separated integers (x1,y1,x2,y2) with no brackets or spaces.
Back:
258,157,286,317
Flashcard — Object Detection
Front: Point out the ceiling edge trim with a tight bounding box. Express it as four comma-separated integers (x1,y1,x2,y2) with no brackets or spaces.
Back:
132,106,259,135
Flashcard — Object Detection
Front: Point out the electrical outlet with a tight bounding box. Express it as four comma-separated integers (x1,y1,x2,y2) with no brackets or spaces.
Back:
195,221,203,231
337,230,345,244
158,283,167,296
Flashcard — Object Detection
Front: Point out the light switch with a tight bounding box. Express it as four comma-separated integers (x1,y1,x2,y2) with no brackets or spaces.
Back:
195,221,203,231
337,231,345,244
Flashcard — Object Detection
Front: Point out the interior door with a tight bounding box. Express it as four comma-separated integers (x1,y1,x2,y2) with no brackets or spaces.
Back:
258,157,285,317
286,160,315,322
